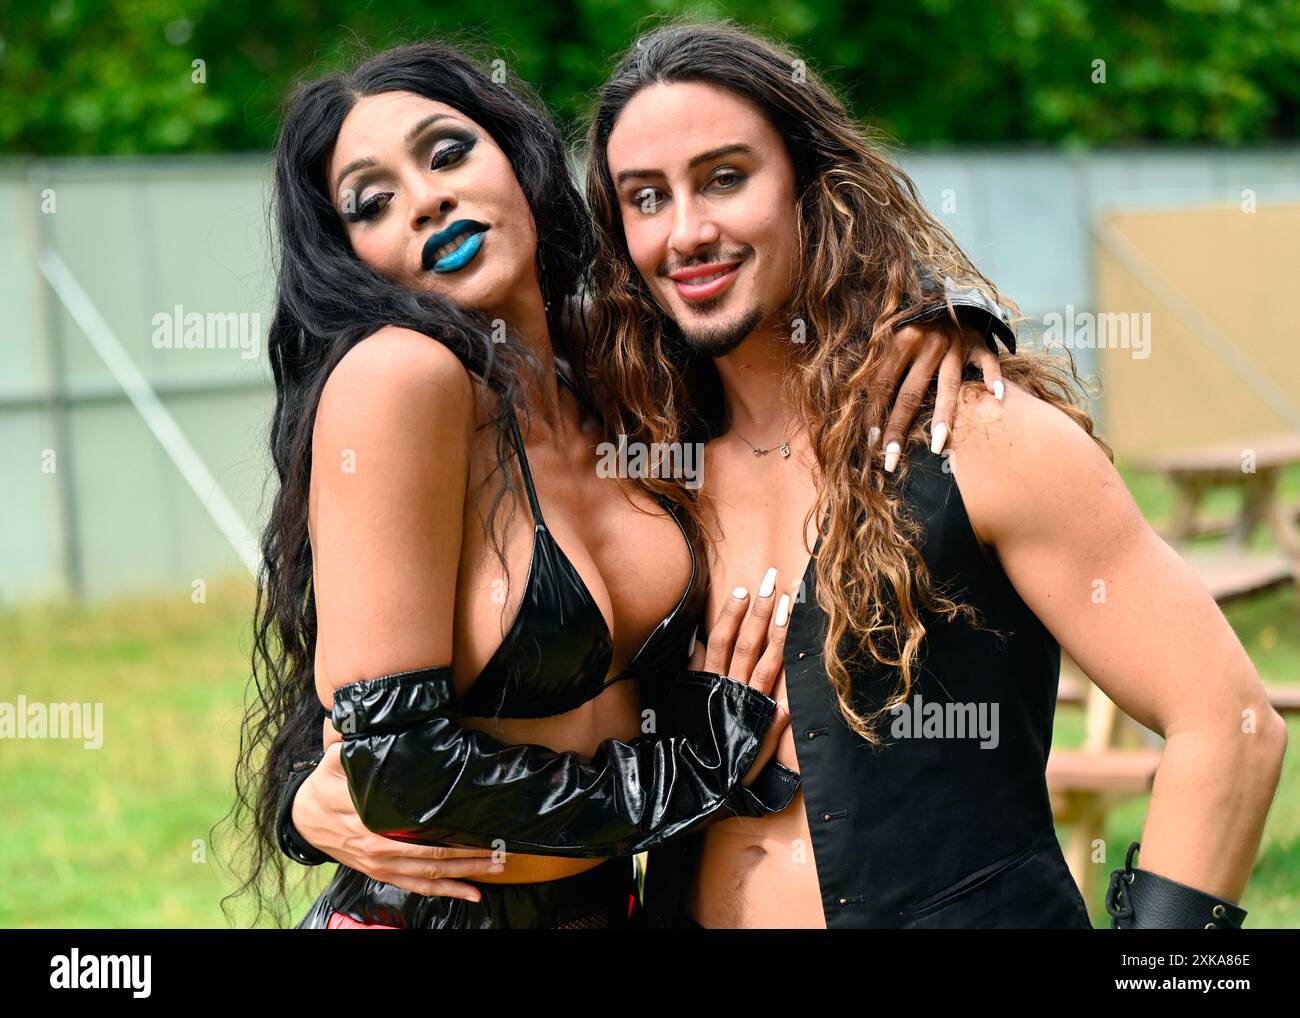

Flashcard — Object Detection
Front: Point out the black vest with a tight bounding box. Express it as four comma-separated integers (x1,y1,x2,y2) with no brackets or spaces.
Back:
641,439,1093,929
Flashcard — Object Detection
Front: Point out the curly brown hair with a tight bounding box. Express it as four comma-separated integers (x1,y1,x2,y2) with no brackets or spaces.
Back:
577,18,1111,744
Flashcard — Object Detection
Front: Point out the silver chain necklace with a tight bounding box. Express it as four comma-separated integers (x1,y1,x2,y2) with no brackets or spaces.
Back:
731,424,793,458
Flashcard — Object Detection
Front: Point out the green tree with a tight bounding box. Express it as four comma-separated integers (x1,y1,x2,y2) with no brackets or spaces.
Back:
1,0,1296,155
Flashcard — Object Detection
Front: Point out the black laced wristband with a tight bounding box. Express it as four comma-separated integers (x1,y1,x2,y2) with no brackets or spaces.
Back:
1106,841,1248,929
275,751,333,866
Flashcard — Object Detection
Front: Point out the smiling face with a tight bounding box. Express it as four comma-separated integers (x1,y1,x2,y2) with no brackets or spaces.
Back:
606,82,800,357
327,90,540,321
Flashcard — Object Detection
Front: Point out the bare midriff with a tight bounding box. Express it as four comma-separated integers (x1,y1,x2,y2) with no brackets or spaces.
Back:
425,395,687,886
451,676,645,884
321,673,645,885
684,670,827,928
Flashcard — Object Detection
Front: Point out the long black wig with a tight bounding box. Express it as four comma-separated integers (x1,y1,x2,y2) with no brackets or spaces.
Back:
219,38,594,926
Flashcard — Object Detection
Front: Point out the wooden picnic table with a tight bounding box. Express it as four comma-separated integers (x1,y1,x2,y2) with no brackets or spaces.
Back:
1133,432,1300,603
1134,431,1300,554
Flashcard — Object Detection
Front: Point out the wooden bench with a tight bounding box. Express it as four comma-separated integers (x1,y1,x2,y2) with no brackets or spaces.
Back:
1049,747,1162,890
1049,663,1155,906
1136,433,1300,605
1166,505,1300,543
1265,684,1300,714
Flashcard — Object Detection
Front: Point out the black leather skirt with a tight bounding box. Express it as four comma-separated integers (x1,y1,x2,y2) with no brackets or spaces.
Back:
296,856,638,929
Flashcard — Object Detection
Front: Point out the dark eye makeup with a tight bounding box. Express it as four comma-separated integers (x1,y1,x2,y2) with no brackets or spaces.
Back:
625,166,747,216
429,134,474,169
342,191,393,223
711,167,745,189
340,129,478,224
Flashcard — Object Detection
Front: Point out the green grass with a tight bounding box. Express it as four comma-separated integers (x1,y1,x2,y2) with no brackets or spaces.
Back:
0,578,329,927
0,464,1296,927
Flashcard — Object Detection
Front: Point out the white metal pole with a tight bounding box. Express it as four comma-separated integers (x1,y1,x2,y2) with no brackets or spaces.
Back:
37,248,261,577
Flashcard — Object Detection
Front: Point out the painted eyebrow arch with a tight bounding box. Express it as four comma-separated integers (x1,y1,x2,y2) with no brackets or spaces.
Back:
332,113,456,194
614,143,754,187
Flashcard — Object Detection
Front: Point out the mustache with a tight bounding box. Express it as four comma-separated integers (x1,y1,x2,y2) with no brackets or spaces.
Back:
657,245,752,277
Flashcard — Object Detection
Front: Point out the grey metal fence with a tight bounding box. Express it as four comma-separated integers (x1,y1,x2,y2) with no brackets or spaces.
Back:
5,146,1299,602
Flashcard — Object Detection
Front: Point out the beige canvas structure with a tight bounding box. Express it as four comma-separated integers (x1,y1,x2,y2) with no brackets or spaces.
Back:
1094,201,1300,456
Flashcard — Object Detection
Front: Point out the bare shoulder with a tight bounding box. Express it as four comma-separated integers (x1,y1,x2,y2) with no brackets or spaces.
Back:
320,326,475,417
947,378,1098,460
309,327,473,690
313,326,478,488
945,379,1131,545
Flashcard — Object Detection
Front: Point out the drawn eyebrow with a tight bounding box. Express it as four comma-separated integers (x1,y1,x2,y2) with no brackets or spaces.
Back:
614,144,754,187
333,114,455,194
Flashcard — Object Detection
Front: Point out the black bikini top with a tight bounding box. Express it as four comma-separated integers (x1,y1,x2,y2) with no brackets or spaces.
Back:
456,365,707,720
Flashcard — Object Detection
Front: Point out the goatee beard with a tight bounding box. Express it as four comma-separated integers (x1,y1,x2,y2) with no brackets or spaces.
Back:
668,305,765,357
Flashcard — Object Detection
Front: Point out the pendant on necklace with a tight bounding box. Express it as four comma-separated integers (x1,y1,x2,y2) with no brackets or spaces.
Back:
779,442,791,458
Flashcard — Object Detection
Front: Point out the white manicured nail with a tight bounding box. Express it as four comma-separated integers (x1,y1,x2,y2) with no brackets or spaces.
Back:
868,426,881,447
930,422,948,455
758,567,777,598
775,593,790,627
732,586,748,599
884,441,901,473
993,379,1005,401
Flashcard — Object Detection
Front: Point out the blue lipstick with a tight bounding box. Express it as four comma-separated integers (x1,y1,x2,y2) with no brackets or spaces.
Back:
422,220,489,273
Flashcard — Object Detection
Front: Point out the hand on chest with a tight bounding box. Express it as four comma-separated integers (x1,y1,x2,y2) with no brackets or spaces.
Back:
703,484,819,625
